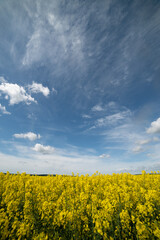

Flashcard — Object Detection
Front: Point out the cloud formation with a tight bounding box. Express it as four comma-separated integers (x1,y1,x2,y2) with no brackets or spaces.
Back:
0,82,35,105
52,88,57,94
132,146,144,153
32,143,55,154
0,77,52,106
137,139,151,145
146,118,160,134
0,104,11,115
96,110,131,127
99,154,110,158
82,114,91,119
22,7,85,68
28,82,50,97
0,76,6,83
14,132,41,141
92,105,103,112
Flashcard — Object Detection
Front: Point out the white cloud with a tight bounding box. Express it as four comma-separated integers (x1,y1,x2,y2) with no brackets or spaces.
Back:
108,101,116,108
52,88,57,94
22,29,44,66
0,104,11,115
48,13,62,31
99,154,110,158
96,110,131,127
82,114,91,119
132,146,144,153
27,113,37,120
146,143,160,161
137,139,151,145
14,132,41,141
1,146,160,175
22,9,85,67
32,143,55,154
146,118,160,134
28,82,50,97
0,76,6,83
153,137,160,142
0,82,35,105
101,123,147,155
92,105,103,111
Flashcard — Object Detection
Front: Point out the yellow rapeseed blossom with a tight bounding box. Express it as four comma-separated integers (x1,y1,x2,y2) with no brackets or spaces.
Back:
0,171,160,239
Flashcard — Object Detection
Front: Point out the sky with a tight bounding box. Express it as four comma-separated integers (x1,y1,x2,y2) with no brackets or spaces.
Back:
0,0,160,175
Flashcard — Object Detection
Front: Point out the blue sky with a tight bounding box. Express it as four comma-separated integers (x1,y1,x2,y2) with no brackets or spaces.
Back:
0,0,160,174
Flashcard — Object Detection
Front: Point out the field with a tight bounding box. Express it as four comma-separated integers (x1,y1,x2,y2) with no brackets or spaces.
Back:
0,171,160,239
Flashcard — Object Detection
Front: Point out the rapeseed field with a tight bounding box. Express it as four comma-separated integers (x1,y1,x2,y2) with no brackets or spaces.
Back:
0,171,160,239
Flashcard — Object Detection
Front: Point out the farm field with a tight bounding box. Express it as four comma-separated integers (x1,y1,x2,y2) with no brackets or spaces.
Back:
0,171,160,239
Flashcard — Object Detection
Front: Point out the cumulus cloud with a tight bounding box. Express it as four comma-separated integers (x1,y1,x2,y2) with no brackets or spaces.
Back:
0,104,11,115
146,118,160,134
14,132,41,141
92,105,103,112
0,82,35,105
32,143,55,154
99,154,110,158
28,82,50,97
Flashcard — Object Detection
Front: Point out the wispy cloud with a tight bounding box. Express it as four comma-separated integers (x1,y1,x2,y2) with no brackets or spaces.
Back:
105,120,160,156
52,88,57,94
0,76,6,83
136,139,151,145
132,145,144,154
96,110,131,127
0,146,159,175
99,154,110,158
22,4,85,68
14,132,41,141
91,104,103,112
0,104,11,115
22,28,44,66
82,114,91,119
82,105,133,138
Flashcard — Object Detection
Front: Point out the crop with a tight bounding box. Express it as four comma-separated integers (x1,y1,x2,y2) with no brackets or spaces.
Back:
0,171,160,239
